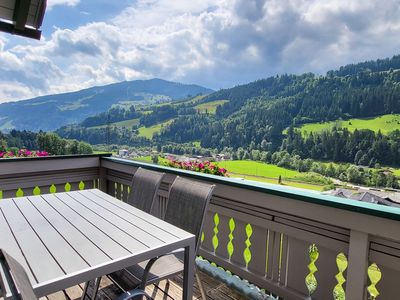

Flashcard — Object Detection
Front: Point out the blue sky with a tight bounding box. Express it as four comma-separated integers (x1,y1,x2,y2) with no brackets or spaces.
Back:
1,0,400,102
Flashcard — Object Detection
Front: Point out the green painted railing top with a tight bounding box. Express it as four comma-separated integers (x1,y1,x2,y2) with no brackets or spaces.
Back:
103,157,400,222
0,153,112,163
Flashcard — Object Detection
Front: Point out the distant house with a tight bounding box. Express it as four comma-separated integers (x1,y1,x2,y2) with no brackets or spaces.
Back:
118,149,129,157
328,188,400,208
215,153,227,161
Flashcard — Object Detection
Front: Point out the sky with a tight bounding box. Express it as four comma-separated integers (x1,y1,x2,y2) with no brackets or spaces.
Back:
1,0,400,103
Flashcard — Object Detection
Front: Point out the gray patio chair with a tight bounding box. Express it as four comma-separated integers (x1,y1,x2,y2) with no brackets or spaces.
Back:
83,167,165,299
127,167,166,214
0,249,37,300
115,176,215,299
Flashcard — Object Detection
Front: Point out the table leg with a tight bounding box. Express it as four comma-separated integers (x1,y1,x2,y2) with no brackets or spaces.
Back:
183,239,196,300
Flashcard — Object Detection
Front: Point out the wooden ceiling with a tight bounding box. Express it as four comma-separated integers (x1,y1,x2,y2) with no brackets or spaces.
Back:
0,0,47,40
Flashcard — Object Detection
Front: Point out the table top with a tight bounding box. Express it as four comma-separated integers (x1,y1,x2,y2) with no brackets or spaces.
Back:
0,189,195,297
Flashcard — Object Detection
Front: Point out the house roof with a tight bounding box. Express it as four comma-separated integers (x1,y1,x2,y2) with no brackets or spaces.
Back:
0,0,47,40
349,191,400,208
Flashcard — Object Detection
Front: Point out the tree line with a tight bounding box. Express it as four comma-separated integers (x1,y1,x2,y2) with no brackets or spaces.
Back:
282,127,400,166
0,130,93,155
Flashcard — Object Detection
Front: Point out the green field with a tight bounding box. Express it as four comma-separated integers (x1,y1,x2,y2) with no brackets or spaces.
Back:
218,160,326,191
174,95,206,106
195,100,229,114
218,160,301,178
137,119,175,139
297,114,400,136
230,174,324,191
394,169,400,176
132,156,152,162
88,118,139,129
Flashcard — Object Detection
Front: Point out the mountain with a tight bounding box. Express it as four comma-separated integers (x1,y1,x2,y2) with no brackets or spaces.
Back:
56,54,400,167
0,79,213,131
160,55,400,149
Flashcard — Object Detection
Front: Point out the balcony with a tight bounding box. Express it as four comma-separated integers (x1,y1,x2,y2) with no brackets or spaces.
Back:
1,154,399,299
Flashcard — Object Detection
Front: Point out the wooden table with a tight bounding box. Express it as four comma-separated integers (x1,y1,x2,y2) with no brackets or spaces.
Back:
0,189,196,299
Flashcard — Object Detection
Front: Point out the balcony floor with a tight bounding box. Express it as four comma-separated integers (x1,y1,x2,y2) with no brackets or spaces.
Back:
43,270,247,300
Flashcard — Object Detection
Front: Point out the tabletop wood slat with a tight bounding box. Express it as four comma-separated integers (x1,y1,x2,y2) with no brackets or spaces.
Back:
28,195,110,267
0,209,36,284
54,193,149,253
69,192,167,248
88,189,191,238
79,190,179,243
0,199,65,282
41,194,130,260
13,197,90,274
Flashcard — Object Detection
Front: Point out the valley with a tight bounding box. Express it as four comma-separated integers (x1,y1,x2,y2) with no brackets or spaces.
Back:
2,55,400,194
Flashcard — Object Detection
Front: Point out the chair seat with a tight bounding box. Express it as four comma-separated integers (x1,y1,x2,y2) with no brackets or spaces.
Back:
128,252,184,285
109,252,185,290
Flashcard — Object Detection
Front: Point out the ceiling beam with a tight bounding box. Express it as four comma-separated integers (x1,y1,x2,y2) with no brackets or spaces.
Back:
13,0,32,30
0,21,41,40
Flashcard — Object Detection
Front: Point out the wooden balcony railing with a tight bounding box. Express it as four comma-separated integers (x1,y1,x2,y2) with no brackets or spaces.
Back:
1,154,400,299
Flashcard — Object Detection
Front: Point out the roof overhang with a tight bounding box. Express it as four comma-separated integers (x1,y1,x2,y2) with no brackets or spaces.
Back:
0,0,47,40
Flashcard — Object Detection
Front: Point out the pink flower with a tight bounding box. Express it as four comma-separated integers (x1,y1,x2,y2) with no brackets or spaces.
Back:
37,151,49,157
165,158,228,177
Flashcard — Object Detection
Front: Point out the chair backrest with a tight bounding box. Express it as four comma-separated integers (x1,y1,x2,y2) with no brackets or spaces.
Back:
127,167,165,215
0,249,37,300
163,177,215,252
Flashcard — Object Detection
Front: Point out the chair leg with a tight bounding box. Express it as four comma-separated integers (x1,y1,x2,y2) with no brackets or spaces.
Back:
81,281,90,300
81,277,102,300
195,271,207,300
92,277,101,300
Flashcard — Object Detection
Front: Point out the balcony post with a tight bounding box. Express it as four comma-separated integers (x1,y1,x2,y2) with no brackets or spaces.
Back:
99,166,108,193
345,230,369,300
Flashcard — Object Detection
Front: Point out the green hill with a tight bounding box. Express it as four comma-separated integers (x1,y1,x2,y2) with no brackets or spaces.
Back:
55,54,400,168
88,118,140,129
0,79,213,131
137,119,175,139
296,114,400,136
195,100,229,114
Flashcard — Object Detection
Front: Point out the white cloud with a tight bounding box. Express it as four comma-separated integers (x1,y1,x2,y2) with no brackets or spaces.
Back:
47,0,80,9
1,0,400,102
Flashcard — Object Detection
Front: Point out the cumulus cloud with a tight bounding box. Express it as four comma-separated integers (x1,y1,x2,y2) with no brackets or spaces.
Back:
1,0,400,102
47,0,80,9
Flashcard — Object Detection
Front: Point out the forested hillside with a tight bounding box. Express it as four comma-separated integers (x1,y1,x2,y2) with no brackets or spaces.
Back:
160,56,400,157
57,55,400,167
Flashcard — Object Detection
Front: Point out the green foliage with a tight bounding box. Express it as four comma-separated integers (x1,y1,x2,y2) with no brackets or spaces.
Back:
137,119,175,139
0,139,7,151
56,125,151,146
293,173,332,185
195,100,229,114
82,105,140,128
37,132,93,155
282,127,400,166
140,105,178,127
297,114,400,136
88,118,140,129
151,154,159,164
